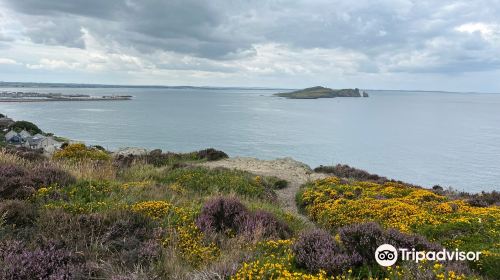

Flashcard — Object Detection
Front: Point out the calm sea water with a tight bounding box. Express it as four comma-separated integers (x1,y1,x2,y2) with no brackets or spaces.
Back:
1,87,499,192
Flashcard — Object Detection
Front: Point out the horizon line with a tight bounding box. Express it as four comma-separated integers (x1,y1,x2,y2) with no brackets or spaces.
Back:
0,81,498,95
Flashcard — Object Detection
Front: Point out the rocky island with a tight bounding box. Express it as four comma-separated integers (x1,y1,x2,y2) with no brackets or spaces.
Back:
275,86,369,99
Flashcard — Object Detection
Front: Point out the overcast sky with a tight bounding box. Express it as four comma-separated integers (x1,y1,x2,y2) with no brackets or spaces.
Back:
1,0,500,91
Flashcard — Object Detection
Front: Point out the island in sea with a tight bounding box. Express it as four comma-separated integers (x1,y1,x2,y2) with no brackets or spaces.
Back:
275,86,369,99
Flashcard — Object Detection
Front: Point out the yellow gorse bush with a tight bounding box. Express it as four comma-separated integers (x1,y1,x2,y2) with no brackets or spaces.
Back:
167,222,220,267
299,177,500,233
162,206,220,267
131,200,173,219
44,200,117,213
232,262,332,280
232,239,354,280
53,143,110,161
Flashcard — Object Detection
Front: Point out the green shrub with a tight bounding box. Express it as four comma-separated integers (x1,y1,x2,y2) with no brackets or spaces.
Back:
195,148,228,161
40,180,118,214
160,167,267,198
11,120,42,134
114,148,227,169
271,179,288,190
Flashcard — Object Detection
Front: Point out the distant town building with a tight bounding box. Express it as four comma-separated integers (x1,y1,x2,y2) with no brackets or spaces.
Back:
5,130,21,143
25,135,60,150
26,136,43,149
4,129,62,153
19,129,32,141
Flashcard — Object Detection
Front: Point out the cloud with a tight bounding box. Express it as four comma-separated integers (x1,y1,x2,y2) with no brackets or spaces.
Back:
1,0,500,88
2,0,243,58
2,0,124,19
0,57,17,64
23,17,86,48
0,33,12,41
455,22,500,40
26,58,80,70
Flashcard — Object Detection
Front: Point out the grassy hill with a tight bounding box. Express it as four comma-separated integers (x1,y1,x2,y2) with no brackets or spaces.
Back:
275,86,365,99
0,117,498,279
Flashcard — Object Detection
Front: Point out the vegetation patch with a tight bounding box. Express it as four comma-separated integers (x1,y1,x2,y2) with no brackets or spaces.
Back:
54,143,111,161
196,196,291,240
10,120,42,134
293,229,361,275
1,135,497,279
0,163,75,200
297,176,500,278
0,199,38,228
0,240,93,279
159,167,270,198
114,147,227,168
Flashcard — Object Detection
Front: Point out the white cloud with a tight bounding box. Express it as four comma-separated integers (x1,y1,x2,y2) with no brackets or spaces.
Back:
26,58,80,70
235,43,370,76
455,22,500,40
0,57,16,64
0,57,17,64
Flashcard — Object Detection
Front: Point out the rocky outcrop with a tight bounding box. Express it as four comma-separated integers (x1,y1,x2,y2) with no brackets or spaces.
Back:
114,147,149,156
275,86,364,99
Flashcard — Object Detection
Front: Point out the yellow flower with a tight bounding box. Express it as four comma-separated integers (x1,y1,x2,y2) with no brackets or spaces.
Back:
131,200,172,219
36,187,50,196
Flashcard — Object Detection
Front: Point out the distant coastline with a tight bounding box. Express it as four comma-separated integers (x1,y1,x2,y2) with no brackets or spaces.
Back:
0,91,132,102
0,81,292,91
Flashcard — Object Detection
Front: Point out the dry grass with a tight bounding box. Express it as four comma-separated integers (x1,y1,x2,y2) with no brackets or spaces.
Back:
157,249,193,279
53,159,117,181
0,148,116,181
0,148,31,167
118,162,168,182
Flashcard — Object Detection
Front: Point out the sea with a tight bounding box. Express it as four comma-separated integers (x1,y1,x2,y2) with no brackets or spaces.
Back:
1,87,499,193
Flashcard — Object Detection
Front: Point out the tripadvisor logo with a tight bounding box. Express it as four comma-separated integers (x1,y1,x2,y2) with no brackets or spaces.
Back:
375,244,481,267
375,244,398,267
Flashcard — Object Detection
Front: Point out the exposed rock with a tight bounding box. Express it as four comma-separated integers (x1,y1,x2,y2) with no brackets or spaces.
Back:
149,149,162,156
114,147,149,156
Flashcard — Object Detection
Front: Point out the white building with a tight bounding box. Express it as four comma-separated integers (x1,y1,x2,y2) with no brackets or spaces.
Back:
4,130,20,143
25,135,61,151
18,129,32,141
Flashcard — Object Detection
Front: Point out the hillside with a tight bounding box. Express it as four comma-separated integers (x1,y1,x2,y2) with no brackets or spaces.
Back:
0,116,498,280
275,86,368,99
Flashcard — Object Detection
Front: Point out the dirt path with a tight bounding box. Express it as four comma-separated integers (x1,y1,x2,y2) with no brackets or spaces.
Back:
199,157,327,221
